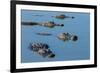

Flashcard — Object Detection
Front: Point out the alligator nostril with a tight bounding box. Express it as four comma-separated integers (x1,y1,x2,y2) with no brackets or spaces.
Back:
61,24,64,26
72,35,78,41
48,54,55,58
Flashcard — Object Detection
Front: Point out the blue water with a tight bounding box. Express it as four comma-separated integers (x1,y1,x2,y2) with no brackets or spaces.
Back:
21,10,90,63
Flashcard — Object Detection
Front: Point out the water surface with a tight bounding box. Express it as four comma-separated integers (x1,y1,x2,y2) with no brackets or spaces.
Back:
21,10,90,63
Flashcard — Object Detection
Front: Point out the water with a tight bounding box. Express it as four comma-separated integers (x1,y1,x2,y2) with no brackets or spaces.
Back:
21,10,90,63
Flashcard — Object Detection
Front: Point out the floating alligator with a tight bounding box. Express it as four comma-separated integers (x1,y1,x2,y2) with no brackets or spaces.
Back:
22,21,64,28
57,33,78,42
29,42,55,58
52,14,75,19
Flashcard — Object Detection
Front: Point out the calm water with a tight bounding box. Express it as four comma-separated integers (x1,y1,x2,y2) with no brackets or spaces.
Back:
21,10,90,63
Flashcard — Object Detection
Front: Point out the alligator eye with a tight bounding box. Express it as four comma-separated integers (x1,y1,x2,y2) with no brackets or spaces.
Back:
72,35,78,41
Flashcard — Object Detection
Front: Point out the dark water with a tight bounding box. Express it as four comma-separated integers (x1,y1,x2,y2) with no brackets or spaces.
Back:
21,10,90,63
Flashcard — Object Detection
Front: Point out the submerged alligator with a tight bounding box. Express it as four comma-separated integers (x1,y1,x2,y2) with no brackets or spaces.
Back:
29,42,55,58
35,32,52,36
